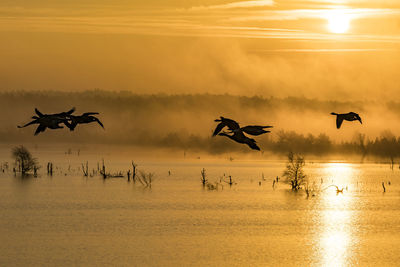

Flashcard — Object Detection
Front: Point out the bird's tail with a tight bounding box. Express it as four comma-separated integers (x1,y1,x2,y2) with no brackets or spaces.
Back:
330,112,338,116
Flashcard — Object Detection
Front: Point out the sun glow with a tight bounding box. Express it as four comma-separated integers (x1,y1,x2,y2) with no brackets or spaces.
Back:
327,10,351,34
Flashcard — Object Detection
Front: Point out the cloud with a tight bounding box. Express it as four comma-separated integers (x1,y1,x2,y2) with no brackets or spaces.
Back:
250,48,394,53
189,0,274,10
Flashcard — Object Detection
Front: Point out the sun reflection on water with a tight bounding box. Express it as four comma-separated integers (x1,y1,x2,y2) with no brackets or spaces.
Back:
316,162,359,267
322,162,356,186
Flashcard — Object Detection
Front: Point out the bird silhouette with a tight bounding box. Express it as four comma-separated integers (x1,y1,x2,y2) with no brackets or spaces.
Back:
18,108,103,135
213,116,240,136
218,130,260,151
18,115,71,135
33,107,76,130
68,112,104,131
331,112,362,129
326,184,344,194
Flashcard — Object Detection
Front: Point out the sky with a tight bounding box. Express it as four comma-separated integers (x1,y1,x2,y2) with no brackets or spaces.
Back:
1,0,400,100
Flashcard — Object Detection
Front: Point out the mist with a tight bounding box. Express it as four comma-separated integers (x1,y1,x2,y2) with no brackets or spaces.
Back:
1,90,400,159
1,33,400,102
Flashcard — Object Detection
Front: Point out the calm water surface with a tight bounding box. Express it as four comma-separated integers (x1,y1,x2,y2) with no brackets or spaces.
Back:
1,154,400,266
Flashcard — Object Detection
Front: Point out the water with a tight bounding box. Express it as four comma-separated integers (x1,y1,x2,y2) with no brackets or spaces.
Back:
1,153,400,266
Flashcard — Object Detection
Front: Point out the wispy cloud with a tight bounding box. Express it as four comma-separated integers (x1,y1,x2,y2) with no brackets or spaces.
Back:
189,0,274,10
2,15,400,45
1,1,400,47
227,8,400,22
250,48,394,53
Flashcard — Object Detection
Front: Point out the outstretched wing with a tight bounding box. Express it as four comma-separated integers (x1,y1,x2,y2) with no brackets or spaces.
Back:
246,141,260,151
243,125,273,129
18,119,38,128
95,118,104,129
34,124,46,135
35,108,44,117
212,122,225,136
82,112,99,116
66,107,76,115
336,116,344,129
240,125,271,136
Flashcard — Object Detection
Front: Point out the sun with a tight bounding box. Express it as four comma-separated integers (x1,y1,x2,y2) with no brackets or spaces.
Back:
327,10,350,34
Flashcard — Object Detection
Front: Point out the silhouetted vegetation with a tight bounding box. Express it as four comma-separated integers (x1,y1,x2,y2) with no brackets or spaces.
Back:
131,161,137,182
82,161,89,176
12,146,39,175
100,159,107,179
223,175,235,187
47,162,53,176
283,152,307,191
201,168,207,186
137,171,154,188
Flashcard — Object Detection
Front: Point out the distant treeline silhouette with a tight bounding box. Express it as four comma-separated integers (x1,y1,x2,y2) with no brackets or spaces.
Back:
120,130,400,158
1,89,400,158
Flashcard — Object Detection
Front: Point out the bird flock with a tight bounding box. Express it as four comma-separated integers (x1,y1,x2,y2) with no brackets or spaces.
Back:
212,112,362,151
18,108,362,151
18,108,104,135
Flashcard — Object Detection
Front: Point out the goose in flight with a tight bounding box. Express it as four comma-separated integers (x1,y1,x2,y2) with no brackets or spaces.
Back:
212,117,240,136
18,115,71,135
68,112,104,131
33,107,76,130
331,112,362,129
218,130,260,151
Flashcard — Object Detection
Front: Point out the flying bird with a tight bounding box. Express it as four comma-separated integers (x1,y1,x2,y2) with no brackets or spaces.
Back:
18,108,104,135
218,130,260,151
330,112,362,129
18,115,71,135
68,112,104,131
212,116,240,136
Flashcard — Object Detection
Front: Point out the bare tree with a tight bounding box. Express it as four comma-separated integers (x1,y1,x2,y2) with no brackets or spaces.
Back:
283,152,307,191
12,146,39,175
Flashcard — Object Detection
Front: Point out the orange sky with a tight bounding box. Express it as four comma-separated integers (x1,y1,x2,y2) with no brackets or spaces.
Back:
1,0,400,100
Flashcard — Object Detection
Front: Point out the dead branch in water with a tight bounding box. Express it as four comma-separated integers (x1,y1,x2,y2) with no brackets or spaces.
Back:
137,171,154,187
100,159,107,179
81,161,88,176
201,168,207,186
131,161,137,182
